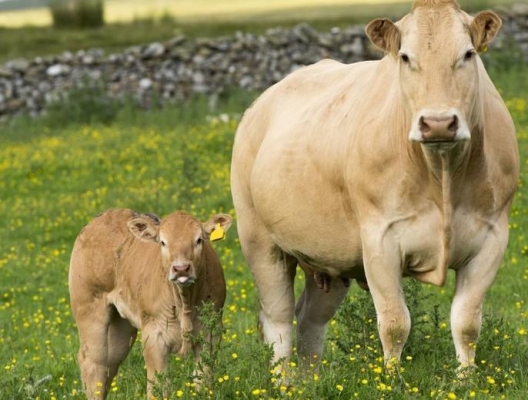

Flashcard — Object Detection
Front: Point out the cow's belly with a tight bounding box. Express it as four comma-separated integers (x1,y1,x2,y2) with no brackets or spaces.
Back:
250,135,495,285
251,169,364,277
270,221,364,279
257,197,492,286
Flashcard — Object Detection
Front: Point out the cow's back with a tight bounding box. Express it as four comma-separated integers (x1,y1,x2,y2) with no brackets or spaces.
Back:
233,59,383,172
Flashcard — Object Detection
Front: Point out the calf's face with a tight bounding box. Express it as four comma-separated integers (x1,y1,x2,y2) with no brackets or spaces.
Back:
127,211,232,286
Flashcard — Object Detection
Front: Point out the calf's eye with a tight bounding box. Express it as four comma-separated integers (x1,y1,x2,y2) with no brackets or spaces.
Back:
160,240,166,247
196,237,203,246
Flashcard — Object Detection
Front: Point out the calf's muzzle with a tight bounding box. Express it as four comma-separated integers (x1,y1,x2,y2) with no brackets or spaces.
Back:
169,262,195,286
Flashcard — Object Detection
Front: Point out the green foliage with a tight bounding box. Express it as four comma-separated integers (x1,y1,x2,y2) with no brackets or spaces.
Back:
49,0,105,29
42,79,121,127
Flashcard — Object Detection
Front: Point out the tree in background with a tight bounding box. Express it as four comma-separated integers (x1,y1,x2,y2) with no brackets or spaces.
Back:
49,0,105,29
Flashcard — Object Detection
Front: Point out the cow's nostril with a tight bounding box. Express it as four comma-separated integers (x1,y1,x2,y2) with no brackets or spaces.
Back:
419,116,430,133
448,115,458,133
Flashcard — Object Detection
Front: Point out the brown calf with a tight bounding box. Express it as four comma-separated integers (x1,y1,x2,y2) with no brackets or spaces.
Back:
68,209,231,399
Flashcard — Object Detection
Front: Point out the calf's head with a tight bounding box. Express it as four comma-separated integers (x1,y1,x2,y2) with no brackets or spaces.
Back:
366,0,501,149
127,211,232,286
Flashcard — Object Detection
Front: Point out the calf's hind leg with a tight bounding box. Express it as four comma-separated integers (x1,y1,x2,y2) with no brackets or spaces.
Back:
105,309,138,390
74,298,113,400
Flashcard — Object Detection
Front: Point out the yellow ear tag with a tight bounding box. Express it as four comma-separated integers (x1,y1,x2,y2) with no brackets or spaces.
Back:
210,223,225,242
480,45,488,53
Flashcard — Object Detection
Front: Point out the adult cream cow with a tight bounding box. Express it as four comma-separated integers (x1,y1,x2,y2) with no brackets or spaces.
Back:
231,0,519,373
69,209,232,399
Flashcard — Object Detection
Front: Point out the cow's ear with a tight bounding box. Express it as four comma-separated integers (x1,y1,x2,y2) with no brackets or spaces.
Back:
470,11,502,52
366,18,401,56
203,214,233,242
128,215,160,242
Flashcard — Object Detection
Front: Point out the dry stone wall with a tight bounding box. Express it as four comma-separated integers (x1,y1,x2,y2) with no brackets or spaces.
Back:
0,4,527,118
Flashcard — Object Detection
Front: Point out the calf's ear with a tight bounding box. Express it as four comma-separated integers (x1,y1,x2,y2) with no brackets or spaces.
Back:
470,11,502,52
203,214,233,241
128,215,160,242
366,18,401,56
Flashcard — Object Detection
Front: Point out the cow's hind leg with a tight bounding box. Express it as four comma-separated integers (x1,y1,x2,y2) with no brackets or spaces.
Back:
255,247,297,370
295,270,349,369
236,211,297,369
106,308,138,390
75,298,113,400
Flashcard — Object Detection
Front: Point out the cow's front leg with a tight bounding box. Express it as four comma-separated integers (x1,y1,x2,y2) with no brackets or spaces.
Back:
450,223,508,369
363,246,410,365
141,326,170,399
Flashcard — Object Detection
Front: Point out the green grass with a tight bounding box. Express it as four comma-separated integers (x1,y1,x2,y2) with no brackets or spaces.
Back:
0,0,520,63
1,60,528,398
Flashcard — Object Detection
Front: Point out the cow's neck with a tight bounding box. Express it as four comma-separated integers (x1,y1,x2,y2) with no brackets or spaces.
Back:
422,142,470,178
420,142,464,245
438,152,454,269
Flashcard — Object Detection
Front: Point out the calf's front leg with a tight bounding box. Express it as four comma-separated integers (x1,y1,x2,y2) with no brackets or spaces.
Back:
142,326,170,399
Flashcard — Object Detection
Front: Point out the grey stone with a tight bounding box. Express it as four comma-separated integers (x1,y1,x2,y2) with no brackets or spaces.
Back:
0,6,526,118
142,42,165,59
139,78,153,90
7,59,30,73
46,64,70,77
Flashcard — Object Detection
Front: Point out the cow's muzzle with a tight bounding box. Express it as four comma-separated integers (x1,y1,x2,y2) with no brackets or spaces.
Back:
409,109,470,146
419,115,458,142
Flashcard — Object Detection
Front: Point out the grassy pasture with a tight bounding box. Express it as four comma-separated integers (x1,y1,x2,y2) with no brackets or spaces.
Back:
1,1,528,398
1,60,528,399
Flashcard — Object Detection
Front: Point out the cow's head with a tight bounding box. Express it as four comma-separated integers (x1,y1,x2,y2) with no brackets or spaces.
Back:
127,211,232,287
366,0,501,150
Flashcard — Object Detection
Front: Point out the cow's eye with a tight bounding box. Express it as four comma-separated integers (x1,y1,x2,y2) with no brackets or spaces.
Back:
464,50,475,61
400,53,410,64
